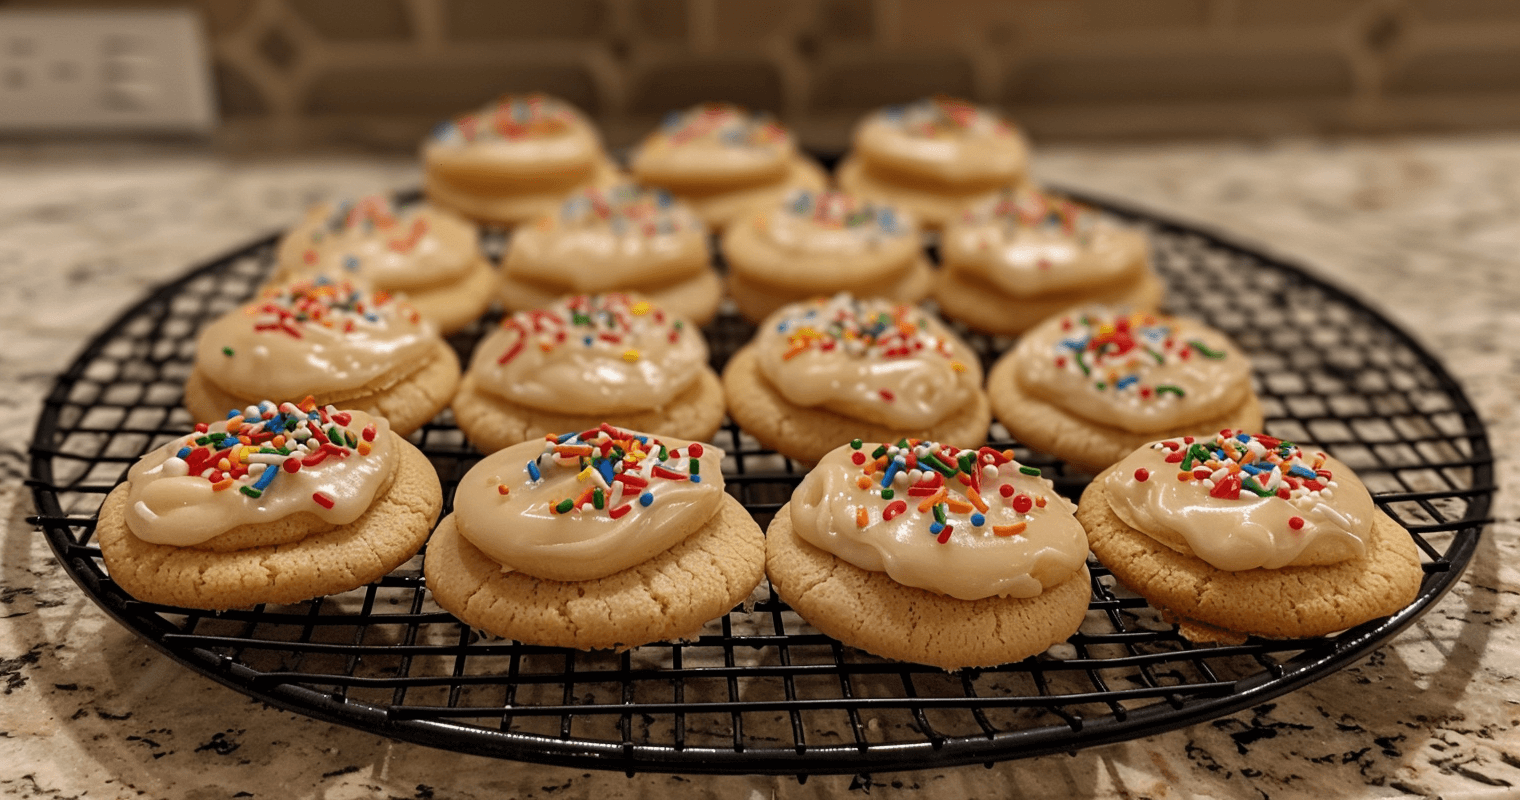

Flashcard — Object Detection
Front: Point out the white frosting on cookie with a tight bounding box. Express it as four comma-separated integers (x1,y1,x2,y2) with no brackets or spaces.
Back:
631,103,794,183
790,440,1088,600
195,278,438,399
1103,431,1373,570
855,96,1027,186
124,402,394,546
754,295,982,429
1013,307,1254,434
468,294,707,415
758,189,915,257
943,187,1148,298
277,197,480,292
423,93,602,173
452,426,725,581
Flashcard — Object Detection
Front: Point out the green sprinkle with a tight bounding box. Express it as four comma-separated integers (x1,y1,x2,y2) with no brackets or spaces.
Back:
881,489,894,500
240,486,262,498
345,431,358,448
1145,347,1165,365
659,445,669,461
850,439,863,450
1019,466,1041,476
932,503,947,523
871,445,888,459
195,436,211,445
593,487,604,509
689,457,700,474
1243,476,1275,497
920,452,957,477
555,498,575,514
1074,350,1091,376
1095,382,1106,390
1155,385,1186,397
1189,340,1226,359
222,346,235,357
957,453,975,476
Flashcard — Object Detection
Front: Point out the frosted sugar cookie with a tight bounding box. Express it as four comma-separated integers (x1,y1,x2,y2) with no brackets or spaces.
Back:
630,103,827,229
96,400,442,610
500,183,722,324
988,307,1262,473
723,294,990,464
452,293,725,453
184,278,460,436
722,189,931,322
273,195,495,334
935,186,1163,336
423,93,620,226
837,96,1030,228
766,439,1091,669
424,425,765,650
1077,431,1423,642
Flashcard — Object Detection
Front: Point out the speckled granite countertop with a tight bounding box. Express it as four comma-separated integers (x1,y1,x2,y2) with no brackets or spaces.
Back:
1,137,1516,799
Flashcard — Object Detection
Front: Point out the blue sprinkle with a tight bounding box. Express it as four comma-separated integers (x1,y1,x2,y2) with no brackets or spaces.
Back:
343,255,360,272
639,492,654,507
226,408,240,419
1240,463,1263,475
1236,433,1252,443
584,336,594,346
1116,375,1139,390
971,513,985,527
880,460,901,487
251,465,278,492
929,522,944,535
690,475,702,482
526,460,541,482
597,460,615,484
176,446,192,459
1289,465,1318,479
556,431,577,443
429,120,454,140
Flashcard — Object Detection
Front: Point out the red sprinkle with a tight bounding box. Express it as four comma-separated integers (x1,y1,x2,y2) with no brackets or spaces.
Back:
608,503,632,519
936,525,954,544
882,500,907,520
1134,468,1149,482
878,389,895,402
362,423,377,442
283,458,302,473
688,443,704,457
1210,474,1242,500
331,411,352,426
1012,495,1033,514
1288,516,1305,530
312,492,335,509
851,452,866,465
999,484,1015,498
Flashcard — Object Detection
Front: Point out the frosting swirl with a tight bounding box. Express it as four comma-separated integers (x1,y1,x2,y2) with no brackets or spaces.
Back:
790,439,1089,600
754,295,982,429
452,425,725,581
1013,307,1253,434
278,196,481,292
506,184,709,292
1104,431,1373,570
632,103,795,184
944,187,1148,297
124,400,394,546
195,278,437,399
468,294,706,415
855,96,1027,186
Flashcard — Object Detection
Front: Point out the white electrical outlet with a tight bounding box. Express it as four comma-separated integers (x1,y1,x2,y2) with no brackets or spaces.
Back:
0,8,216,133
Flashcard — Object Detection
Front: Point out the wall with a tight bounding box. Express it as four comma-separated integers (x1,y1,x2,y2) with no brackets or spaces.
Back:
12,0,1520,150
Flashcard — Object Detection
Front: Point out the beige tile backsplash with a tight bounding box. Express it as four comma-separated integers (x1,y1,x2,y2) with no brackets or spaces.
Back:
15,0,1520,150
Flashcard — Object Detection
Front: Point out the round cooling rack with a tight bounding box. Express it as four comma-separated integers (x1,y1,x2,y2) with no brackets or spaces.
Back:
29,193,1493,777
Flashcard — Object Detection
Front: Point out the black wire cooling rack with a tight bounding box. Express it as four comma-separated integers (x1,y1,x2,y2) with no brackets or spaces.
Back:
29,193,1492,777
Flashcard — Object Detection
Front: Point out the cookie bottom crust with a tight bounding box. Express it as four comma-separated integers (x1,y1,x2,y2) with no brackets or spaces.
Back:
836,156,1015,230
1076,474,1423,642
765,502,1092,670
424,158,623,227
183,338,461,437
97,433,443,610
986,350,1264,474
721,344,992,465
424,494,765,651
933,265,1165,338
450,368,727,454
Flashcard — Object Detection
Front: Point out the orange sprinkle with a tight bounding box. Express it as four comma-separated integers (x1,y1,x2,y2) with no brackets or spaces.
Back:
357,440,372,456
966,487,989,513
1177,471,1192,481
497,484,510,495
917,486,947,513
856,476,871,490
1035,496,1047,508
945,495,974,514
993,522,1027,537
855,507,869,528
212,478,234,492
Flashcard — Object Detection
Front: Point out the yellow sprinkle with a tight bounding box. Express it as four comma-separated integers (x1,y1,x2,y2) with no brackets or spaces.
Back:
950,361,967,373
622,349,640,362
578,466,595,481
631,301,652,316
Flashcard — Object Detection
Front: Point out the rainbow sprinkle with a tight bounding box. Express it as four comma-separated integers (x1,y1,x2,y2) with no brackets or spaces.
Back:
299,195,432,260
549,184,691,237
781,189,904,237
165,398,369,504
961,186,1094,242
430,93,578,144
1051,311,1227,401
850,438,1049,544
494,294,684,366
658,103,788,148
1148,430,1337,511
525,424,706,520
879,95,1016,139
773,296,964,379
243,278,419,340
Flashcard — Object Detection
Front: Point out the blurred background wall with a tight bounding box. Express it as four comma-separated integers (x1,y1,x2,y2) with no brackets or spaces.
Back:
8,0,1520,151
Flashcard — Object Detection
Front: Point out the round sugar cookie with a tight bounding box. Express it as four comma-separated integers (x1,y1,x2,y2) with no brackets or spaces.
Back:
837,155,1004,230
1076,473,1423,642
766,503,1092,670
934,263,1164,338
424,494,764,651
97,432,442,610
722,344,990,464
986,350,1264,474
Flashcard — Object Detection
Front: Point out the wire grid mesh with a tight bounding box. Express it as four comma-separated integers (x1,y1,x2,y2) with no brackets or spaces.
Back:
29,197,1492,776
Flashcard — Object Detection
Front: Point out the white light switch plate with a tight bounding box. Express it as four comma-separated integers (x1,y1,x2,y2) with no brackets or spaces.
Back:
0,8,216,133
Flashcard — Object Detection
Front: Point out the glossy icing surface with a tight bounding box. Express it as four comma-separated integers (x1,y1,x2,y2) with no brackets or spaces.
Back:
943,187,1148,297
469,294,706,415
1013,307,1254,434
755,295,982,429
757,189,916,259
124,401,394,546
195,278,437,399
856,96,1027,184
791,439,1088,600
1104,430,1374,570
506,184,708,292
632,103,794,180
278,196,480,292
453,425,725,581
423,93,602,169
